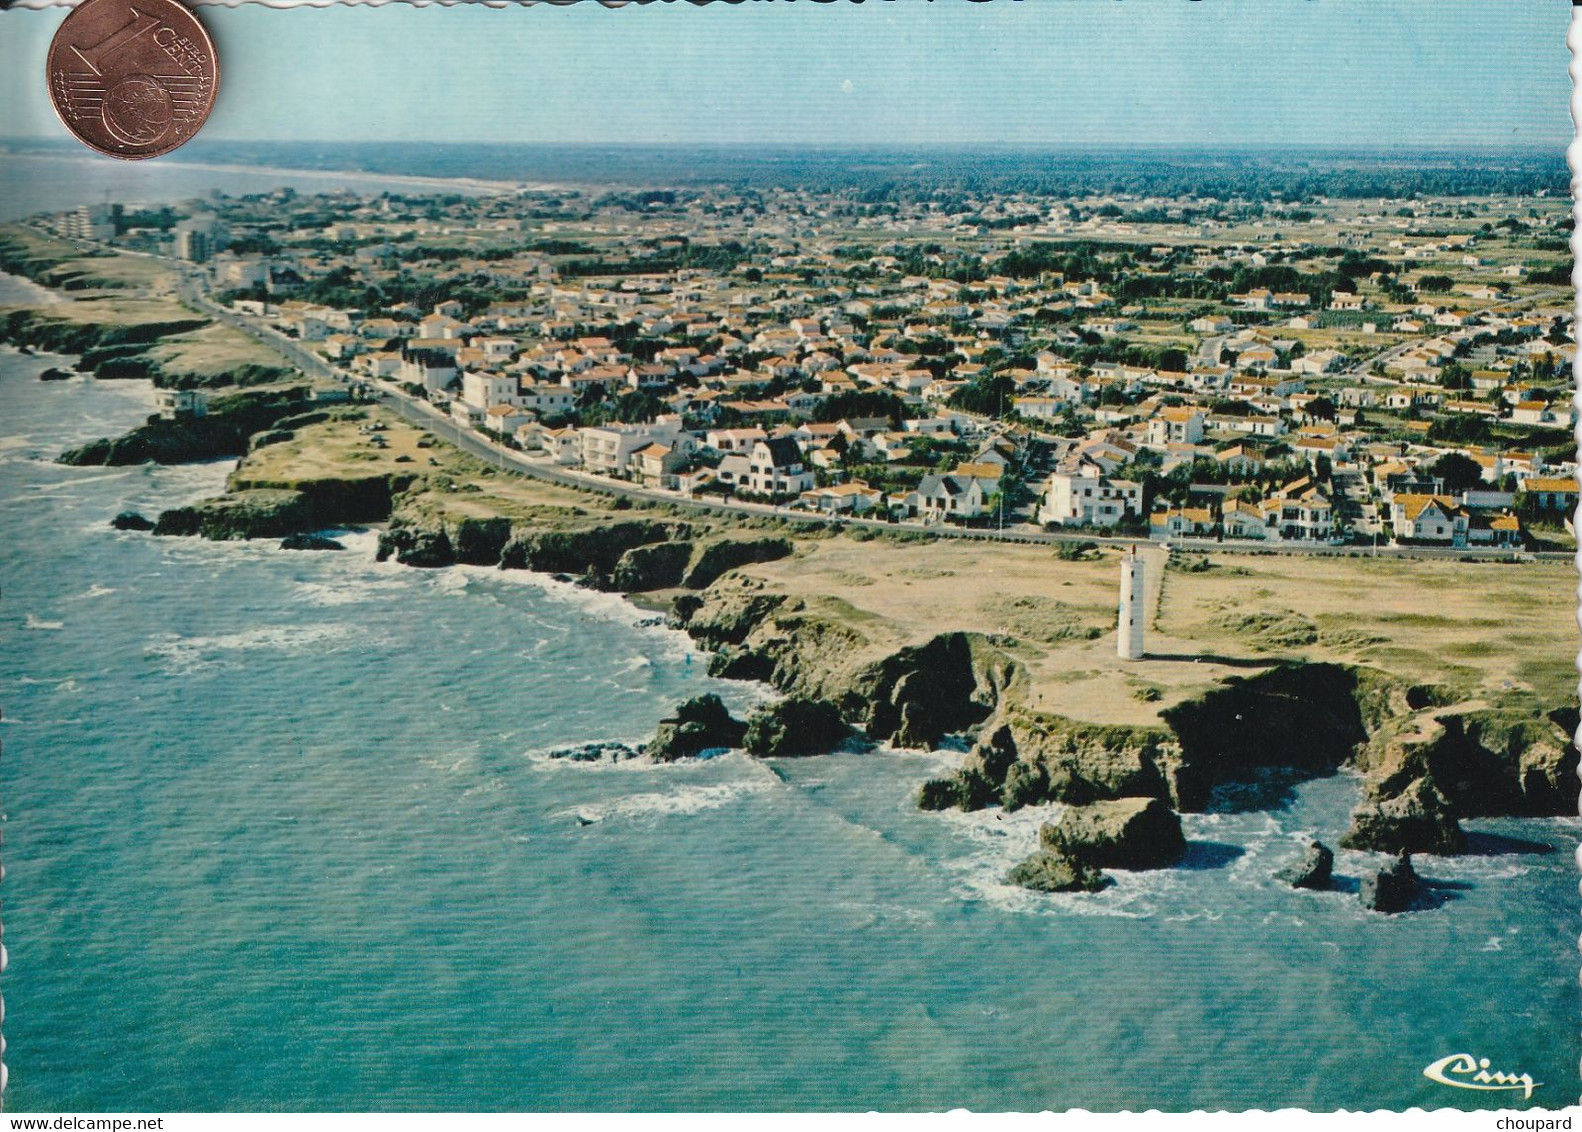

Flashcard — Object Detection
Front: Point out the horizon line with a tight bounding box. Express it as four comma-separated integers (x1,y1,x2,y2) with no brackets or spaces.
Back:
1,138,1569,157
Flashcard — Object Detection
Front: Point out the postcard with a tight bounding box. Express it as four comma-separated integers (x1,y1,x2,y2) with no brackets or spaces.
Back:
0,0,1575,1116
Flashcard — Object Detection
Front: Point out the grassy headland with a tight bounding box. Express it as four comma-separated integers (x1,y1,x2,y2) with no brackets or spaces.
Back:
141,401,1577,868
17,218,1575,895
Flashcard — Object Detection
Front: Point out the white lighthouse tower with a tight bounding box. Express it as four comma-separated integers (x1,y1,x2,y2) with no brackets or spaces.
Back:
1117,545,1146,660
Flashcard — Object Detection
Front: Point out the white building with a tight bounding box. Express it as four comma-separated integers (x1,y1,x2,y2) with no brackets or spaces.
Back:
461,371,520,410
1038,471,1142,529
155,389,207,420
580,420,691,477
1145,407,1206,446
745,437,814,497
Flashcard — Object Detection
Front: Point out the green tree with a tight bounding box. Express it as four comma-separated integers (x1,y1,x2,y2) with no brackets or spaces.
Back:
1427,452,1485,493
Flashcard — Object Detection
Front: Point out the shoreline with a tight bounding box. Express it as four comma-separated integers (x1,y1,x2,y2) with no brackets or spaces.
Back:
10,206,1573,906
25,306,1575,887
0,270,64,308
0,151,526,208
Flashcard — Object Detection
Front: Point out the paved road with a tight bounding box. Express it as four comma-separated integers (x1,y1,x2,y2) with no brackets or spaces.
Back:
173,265,1568,563
178,273,341,382
369,387,1571,563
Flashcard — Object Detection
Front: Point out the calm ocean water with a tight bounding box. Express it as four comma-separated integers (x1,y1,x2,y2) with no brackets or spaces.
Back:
0,261,1576,1110
0,152,499,223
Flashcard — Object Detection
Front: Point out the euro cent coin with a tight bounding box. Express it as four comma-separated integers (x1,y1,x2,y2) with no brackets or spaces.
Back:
46,0,219,160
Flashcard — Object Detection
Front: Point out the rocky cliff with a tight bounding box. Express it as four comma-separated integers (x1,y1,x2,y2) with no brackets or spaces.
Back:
59,386,312,466
914,657,1573,859
1,309,208,358
670,576,1023,751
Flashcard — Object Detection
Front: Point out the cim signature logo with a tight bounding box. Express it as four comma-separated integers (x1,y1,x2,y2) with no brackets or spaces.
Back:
1424,1053,1540,1100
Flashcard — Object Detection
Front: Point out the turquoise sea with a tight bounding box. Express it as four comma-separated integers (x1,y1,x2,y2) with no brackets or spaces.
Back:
0,260,1576,1110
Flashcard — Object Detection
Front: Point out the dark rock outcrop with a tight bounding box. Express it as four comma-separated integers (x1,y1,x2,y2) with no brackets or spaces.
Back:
280,534,344,551
917,770,998,812
110,511,154,531
58,386,310,467
850,633,1021,750
231,473,414,528
678,589,788,648
39,367,71,382
248,429,295,452
645,694,748,762
611,540,694,592
1275,840,1334,889
499,520,681,576
1040,797,1187,870
543,742,644,763
1161,663,1396,811
0,308,208,357
1000,760,1051,812
920,712,1178,813
743,697,851,758
154,490,315,541
1341,775,1467,856
1379,710,1580,819
1006,849,1110,893
377,524,455,568
448,517,513,565
681,536,792,589
1360,852,1420,914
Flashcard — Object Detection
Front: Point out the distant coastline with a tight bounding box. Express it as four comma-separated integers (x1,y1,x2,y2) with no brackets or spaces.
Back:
0,149,524,205
2,139,1569,198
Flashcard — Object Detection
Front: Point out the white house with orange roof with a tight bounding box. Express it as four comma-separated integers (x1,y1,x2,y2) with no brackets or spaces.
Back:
1391,494,1469,547
1145,407,1206,447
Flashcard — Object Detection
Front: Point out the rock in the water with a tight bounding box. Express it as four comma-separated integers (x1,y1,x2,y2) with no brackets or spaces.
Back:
376,525,455,568
917,777,963,811
111,511,155,531
645,694,748,762
153,490,314,541
543,742,643,763
1340,776,1467,856
743,697,851,758
39,367,71,382
280,534,345,551
1040,796,1187,870
1275,840,1334,889
1006,849,1110,893
1360,852,1420,914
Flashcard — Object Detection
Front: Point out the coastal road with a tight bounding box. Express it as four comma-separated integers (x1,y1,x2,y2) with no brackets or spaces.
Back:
372,383,1569,563
177,272,343,383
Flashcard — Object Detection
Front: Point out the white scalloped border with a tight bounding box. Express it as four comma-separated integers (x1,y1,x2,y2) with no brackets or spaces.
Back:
0,1,1573,1114
1570,1,1582,1115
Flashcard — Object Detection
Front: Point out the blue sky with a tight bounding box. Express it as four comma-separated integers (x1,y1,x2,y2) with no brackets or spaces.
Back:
0,0,1569,148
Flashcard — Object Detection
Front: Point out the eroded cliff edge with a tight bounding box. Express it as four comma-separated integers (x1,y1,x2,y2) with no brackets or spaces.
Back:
79,405,1577,882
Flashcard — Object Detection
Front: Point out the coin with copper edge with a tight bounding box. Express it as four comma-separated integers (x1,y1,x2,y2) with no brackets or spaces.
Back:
46,0,219,160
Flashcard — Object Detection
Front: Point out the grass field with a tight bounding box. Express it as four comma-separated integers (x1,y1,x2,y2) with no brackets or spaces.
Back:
249,408,1576,733
737,536,1576,728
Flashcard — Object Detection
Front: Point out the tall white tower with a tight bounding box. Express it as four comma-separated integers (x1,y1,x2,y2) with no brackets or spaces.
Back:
1118,545,1146,660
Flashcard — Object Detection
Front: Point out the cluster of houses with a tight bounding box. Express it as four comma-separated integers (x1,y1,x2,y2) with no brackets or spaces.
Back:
511,410,1021,522
228,286,1576,549
162,180,1576,553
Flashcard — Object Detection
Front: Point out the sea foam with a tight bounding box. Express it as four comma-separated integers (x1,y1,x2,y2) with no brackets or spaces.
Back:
554,776,777,825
